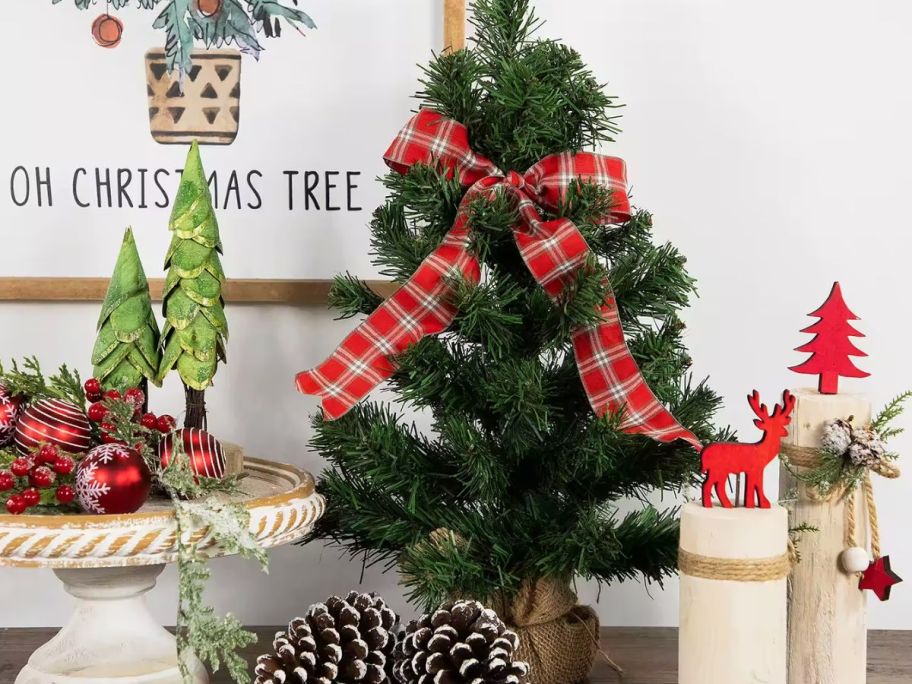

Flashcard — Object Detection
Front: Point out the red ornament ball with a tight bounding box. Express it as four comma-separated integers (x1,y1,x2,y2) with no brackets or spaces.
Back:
157,428,226,480
15,399,92,455
91,13,123,49
195,0,223,18
75,444,152,515
0,384,23,448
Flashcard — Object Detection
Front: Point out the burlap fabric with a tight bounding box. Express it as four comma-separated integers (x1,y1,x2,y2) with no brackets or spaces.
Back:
490,578,598,684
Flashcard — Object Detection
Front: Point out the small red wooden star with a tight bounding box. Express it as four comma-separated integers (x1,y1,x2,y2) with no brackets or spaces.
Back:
859,555,902,601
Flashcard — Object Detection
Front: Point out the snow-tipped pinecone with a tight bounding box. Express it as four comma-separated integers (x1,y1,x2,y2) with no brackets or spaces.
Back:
821,418,853,456
393,600,529,684
847,427,886,467
255,591,399,684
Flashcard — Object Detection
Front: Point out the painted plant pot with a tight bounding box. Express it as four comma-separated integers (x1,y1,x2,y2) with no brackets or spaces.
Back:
145,48,241,145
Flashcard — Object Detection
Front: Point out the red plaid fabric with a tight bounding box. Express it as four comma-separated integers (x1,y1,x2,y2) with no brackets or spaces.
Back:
297,110,700,449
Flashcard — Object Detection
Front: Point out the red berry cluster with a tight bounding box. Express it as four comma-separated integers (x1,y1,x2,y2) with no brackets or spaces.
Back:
83,378,175,444
2,443,76,515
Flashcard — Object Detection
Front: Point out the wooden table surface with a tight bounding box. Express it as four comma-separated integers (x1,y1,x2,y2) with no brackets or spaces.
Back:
0,627,909,683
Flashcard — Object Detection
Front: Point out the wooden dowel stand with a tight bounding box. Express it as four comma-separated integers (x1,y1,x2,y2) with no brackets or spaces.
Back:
444,0,466,51
780,388,871,684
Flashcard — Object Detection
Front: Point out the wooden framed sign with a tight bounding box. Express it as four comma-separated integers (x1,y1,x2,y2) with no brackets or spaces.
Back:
0,1,466,305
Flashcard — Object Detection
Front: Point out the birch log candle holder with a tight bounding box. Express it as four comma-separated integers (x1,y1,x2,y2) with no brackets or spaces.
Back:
678,502,789,684
779,388,872,684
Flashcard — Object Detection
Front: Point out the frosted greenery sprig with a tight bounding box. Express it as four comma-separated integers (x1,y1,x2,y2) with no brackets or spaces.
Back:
159,446,267,683
102,395,266,684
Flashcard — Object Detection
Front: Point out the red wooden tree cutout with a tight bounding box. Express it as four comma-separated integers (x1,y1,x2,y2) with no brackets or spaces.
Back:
701,390,796,509
790,281,869,394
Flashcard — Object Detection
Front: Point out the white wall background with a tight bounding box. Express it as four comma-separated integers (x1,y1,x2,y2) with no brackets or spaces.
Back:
1,0,911,631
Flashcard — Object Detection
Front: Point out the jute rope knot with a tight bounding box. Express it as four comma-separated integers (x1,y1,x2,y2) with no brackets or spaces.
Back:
677,548,792,582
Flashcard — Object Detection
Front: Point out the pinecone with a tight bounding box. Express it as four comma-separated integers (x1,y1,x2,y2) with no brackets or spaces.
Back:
255,591,399,684
394,600,529,684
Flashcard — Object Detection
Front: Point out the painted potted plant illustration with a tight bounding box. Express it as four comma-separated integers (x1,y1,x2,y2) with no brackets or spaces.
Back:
50,0,316,145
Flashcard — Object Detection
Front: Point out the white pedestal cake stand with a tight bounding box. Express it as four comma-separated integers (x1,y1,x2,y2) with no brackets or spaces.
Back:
0,455,325,684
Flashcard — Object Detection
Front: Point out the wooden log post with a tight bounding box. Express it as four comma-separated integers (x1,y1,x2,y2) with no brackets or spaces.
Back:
678,502,789,684
779,388,870,684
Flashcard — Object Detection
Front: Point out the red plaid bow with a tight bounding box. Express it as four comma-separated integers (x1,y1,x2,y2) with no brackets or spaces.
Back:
297,110,700,449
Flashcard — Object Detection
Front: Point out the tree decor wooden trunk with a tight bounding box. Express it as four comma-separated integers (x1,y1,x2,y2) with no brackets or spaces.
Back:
145,49,241,145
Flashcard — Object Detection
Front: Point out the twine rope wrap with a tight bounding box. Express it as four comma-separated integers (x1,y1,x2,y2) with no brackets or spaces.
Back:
677,548,792,582
780,441,900,567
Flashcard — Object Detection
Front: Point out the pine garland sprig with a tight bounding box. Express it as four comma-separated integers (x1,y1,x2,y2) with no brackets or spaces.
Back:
871,390,912,438
327,273,384,319
0,356,85,407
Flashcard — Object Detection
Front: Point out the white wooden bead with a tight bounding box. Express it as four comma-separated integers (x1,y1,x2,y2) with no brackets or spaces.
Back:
840,546,871,574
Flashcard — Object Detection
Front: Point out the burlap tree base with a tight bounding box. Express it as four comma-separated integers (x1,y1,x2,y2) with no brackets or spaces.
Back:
490,578,599,684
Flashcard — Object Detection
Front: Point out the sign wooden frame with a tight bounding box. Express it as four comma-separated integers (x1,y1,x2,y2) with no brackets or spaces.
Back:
0,2,467,306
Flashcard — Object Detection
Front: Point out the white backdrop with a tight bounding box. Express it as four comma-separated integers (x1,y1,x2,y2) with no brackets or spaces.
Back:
1,0,911,631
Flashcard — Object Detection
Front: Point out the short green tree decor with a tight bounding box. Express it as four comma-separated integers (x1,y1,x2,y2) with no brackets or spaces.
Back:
158,141,228,428
93,227,161,393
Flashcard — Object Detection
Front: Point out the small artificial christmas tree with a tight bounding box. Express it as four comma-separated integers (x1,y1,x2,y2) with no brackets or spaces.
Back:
158,141,228,428
790,281,869,394
301,1,724,680
92,227,161,393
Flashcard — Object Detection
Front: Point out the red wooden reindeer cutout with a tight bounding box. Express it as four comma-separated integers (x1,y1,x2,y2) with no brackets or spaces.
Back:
701,390,796,509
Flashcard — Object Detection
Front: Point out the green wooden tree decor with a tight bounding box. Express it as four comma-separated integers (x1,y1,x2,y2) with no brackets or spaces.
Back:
158,141,228,428
93,227,162,393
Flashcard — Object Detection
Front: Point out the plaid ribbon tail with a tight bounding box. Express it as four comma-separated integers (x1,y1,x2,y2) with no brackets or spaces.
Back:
572,300,702,449
296,224,479,420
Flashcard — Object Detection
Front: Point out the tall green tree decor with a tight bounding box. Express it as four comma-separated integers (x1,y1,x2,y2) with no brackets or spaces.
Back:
159,141,228,428
93,227,162,393
300,1,725,680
